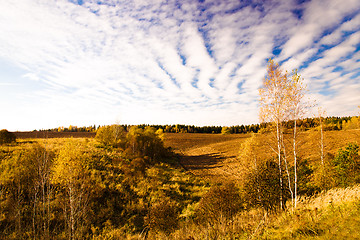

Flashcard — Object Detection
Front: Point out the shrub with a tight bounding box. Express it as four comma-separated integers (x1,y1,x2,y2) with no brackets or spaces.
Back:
196,181,243,222
333,142,360,187
244,159,284,212
146,199,179,234
0,129,16,144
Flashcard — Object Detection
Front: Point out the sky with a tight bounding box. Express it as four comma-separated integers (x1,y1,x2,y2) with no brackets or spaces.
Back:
0,0,360,131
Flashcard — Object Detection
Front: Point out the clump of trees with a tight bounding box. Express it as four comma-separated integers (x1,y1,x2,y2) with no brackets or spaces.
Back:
95,125,171,162
258,59,308,210
0,129,16,144
239,59,360,215
95,124,125,147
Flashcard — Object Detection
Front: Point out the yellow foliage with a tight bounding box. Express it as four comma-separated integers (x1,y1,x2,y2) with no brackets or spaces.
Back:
343,116,360,130
51,140,88,186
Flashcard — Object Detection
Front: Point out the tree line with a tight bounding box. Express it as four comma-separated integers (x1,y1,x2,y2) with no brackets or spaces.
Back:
33,115,358,135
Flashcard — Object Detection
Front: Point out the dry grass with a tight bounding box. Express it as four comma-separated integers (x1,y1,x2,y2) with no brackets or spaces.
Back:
297,184,360,211
261,185,360,239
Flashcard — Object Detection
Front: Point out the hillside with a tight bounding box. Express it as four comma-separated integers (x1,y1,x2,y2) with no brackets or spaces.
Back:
164,130,360,182
1,127,359,239
259,185,360,239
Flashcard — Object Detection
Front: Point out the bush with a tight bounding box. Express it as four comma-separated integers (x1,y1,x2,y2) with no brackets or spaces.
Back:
244,159,284,212
0,129,16,144
146,199,179,234
333,142,360,187
196,181,243,222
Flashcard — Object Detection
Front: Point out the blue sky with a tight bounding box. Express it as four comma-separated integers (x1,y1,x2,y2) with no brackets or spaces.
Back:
0,0,359,131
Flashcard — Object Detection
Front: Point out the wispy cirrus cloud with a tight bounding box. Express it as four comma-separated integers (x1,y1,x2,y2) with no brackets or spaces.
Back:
0,0,359,130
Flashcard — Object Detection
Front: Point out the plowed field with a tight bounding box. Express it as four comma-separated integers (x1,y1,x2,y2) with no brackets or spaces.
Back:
163,130,360,182
164,133,251,182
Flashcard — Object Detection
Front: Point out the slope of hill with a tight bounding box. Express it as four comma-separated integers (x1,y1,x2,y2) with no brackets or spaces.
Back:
164,130,360,183
260,185,360,239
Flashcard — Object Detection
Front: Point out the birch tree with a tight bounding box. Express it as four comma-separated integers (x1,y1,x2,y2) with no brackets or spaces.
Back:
52,141,90,239
259,59,291,210
288,70,308,208
317,107,326,166
259,59,311,210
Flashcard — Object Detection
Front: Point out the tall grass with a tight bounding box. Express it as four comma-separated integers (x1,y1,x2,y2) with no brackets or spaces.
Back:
145,185,360,239
261,185,360,239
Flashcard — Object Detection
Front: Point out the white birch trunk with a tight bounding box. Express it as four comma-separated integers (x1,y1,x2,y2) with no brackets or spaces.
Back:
293,118,298,208
276,121,284,210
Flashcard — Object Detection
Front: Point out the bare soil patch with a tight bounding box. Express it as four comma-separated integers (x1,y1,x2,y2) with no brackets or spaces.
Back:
164,133,251,182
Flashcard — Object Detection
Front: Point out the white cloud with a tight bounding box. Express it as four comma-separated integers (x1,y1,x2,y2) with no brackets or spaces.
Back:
280,0,360,60
0,0,359,130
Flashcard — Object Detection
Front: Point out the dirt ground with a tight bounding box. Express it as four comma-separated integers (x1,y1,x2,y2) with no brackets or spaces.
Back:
164,133,251,182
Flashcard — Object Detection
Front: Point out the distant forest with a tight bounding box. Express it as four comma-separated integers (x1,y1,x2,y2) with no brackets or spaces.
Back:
35,116,356,134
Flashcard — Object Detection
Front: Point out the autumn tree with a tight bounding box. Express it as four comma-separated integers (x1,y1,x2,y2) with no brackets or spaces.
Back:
27,144,54,239
95,124,125,147
221,127,231,135
259,59,291,210
124,126,168,161
288,70,309,208
0,149,31,238
342,116,360,130
259,59,311,210
0,144,53,238
317,107,326,166
52,141,91,239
